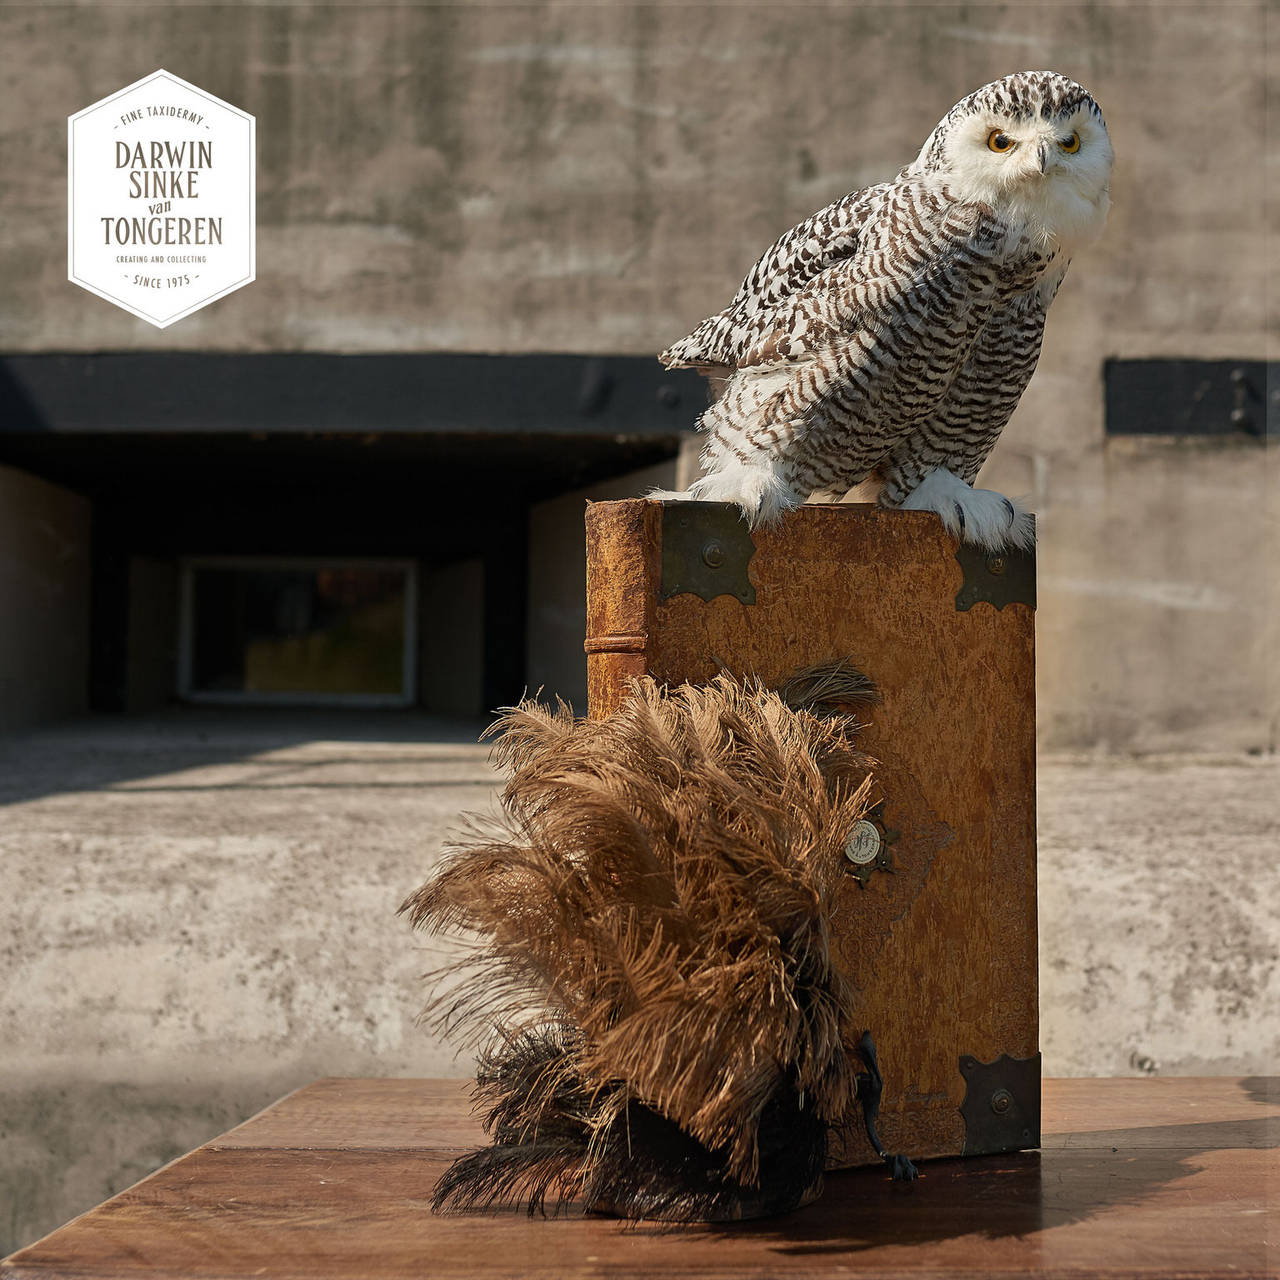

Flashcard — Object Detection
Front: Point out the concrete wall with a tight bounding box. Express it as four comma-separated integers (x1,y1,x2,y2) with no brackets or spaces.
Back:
0,466,91,733
0,716,498,1255
1029,441,1279,752
2,1,1272,750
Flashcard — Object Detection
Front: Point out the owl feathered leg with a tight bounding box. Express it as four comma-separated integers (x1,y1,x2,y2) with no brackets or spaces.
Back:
898,467,1035,551
686,453,801,526
649,366,821,526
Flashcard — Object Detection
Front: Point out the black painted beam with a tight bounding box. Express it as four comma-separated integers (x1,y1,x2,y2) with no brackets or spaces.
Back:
0,353,705,437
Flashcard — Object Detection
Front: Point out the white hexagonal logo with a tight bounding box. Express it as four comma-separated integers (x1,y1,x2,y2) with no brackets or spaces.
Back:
68,69,255,328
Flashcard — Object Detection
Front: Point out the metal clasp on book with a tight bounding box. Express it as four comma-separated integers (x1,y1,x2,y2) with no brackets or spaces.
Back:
954,543,1036,612
958,1052,1042,1154
659,503,757,604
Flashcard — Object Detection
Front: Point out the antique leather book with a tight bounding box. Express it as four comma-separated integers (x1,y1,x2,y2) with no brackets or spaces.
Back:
583,498,1038,1168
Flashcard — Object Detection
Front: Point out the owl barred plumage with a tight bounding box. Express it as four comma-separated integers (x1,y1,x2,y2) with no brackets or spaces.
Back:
658,71,1113,550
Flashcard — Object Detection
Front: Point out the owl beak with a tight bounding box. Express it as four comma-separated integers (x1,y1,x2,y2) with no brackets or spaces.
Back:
1036,142,1049,174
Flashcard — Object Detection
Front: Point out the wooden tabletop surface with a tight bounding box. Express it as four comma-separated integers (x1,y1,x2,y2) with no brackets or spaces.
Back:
4,1076,1276,1279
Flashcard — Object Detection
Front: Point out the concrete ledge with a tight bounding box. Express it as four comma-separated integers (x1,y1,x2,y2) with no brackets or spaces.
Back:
2,714,1276,1253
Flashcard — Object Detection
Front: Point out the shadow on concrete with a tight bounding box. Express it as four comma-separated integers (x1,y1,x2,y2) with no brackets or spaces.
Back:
0,708,494,808
0,1075,296,1259
1239,1076,1278,1105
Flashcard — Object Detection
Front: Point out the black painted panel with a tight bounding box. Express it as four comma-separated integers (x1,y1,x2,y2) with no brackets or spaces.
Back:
1104,358,1274,438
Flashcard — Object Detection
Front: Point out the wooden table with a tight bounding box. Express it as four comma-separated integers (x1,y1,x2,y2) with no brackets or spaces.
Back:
4,1077,1276,1278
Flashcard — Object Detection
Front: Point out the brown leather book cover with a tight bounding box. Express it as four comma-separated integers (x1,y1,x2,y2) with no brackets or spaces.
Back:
584,498,1039,1169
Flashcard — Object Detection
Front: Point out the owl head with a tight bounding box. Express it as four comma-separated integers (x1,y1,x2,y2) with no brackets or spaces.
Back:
911,71,1113,251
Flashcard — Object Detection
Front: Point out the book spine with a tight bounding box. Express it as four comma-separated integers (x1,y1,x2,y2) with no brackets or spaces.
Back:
584,499,658,718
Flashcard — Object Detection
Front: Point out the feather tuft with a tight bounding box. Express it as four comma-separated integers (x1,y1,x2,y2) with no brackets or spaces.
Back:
402,672,878,1219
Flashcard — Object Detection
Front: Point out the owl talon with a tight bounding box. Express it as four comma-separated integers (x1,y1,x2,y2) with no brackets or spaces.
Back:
903,468,1034,551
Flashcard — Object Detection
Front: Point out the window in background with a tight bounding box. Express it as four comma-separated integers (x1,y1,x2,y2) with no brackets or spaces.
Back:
178,558,417,706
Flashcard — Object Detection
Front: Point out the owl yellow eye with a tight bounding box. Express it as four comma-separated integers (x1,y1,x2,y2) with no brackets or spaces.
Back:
1060,131,1081,153
987,130,1015,153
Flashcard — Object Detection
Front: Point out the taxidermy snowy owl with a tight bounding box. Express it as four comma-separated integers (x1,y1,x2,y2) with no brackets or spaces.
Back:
658,71,1113,550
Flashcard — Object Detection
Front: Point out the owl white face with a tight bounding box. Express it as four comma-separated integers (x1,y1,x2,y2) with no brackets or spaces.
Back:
942,106,1113,249
914,73,1115,253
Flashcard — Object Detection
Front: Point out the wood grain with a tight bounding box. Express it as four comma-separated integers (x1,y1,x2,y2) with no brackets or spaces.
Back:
5,1078,1276,1279
584,501,1038,1169
213,1078,486,1152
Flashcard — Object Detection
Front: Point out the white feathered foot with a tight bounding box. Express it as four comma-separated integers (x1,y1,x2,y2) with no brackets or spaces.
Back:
650,453,801,527
651,460,1034,549
900,467,1035,551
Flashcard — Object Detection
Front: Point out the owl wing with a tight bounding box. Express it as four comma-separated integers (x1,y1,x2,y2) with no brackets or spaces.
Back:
691,186,1004,506
659,184,892,371
874,269,1063,508
706,184,981,378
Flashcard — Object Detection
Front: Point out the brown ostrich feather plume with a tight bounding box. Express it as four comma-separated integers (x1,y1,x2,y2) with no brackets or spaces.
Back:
400,671,881,1220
